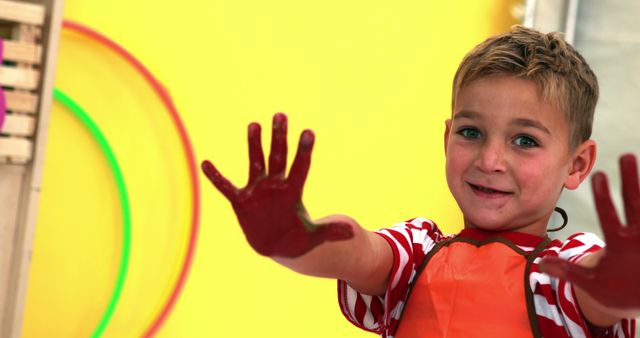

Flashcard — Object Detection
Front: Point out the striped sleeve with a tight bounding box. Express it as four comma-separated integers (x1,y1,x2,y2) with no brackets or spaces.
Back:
531,232,636,338
337,218,446,337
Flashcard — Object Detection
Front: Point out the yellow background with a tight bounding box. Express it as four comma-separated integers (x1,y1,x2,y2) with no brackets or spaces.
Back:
22,0,519,337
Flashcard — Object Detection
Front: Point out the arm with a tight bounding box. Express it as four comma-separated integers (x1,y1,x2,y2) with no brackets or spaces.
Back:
274,214,392,295
540,154,640,327
202,113,392,295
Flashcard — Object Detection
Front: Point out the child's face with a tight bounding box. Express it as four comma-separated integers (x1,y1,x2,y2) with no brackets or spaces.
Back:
445,75,579,236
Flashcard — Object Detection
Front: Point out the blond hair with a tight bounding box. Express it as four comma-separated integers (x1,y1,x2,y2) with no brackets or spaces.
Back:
452,25,599,150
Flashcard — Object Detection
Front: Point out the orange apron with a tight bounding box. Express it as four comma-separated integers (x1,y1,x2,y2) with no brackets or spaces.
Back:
395,230,550,338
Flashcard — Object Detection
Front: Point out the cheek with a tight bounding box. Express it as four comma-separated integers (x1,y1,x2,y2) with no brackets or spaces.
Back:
445,147,470,182
516,160,565,194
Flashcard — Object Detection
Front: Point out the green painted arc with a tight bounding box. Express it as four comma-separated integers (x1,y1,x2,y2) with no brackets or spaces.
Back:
53,88,131,338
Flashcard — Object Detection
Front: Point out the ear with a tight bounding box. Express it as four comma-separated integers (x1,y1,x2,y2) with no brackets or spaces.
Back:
444,119,452,156
564,139,597,190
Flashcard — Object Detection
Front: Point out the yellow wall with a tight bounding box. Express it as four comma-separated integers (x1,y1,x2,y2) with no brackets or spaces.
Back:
22,0,520,337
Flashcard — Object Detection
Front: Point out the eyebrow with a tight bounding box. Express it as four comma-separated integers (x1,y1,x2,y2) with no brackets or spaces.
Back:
453,110,551,135
453,110,478,121
511,118,551,135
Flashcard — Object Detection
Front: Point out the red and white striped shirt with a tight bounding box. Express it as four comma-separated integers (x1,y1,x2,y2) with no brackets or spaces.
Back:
338,217,636,338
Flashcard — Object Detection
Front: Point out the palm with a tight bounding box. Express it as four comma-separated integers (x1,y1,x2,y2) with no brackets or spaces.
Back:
202,113,352,257
580,242,640,309
232,175,319,257
542,154,640,310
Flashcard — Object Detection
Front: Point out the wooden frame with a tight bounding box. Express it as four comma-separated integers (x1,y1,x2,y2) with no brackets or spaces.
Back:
0,66,41,90
3,40,44,64
0,0,63,337
0,0,46,25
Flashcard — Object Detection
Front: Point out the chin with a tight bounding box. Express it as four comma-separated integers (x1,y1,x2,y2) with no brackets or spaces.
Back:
463,214,513,232
467,223,511,232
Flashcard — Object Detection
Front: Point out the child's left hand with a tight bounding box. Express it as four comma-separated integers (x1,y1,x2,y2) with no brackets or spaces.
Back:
540,154,640,311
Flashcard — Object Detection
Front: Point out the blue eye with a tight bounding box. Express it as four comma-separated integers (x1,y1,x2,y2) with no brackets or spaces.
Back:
514,135,539,148
458,128,482,139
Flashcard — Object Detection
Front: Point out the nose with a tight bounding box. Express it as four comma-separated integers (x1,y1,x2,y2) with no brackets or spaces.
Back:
475,139,507,174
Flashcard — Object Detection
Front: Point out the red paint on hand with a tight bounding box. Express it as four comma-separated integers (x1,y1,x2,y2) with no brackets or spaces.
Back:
202,113,353,257
540,154,640,310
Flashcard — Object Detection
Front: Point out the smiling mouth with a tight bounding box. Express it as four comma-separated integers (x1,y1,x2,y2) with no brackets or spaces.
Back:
469,183,512,196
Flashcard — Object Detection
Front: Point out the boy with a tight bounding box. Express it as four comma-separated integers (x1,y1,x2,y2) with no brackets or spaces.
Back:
202,25,639,337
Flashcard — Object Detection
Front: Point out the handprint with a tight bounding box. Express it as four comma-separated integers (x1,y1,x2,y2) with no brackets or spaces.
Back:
540,154,640,310
202,113,353,257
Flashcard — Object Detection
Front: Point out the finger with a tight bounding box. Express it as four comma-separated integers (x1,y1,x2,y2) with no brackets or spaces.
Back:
269,113,288,178
247,123,266,184
592,172,622,244
538,257,595,288
201,160,239,202
288,129,315,194
312,222,354,243
620,154,640,227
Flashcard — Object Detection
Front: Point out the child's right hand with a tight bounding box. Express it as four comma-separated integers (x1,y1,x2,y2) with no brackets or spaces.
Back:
201,113,353,258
